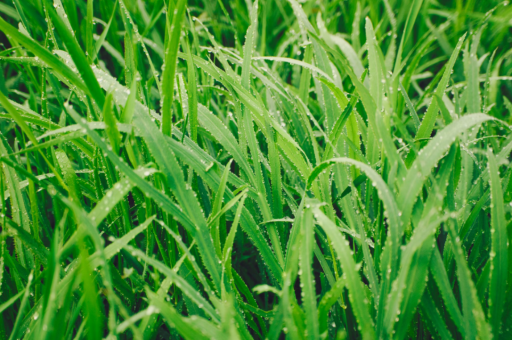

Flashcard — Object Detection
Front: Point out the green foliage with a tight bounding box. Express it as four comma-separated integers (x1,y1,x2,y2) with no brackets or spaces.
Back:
0,0,511,339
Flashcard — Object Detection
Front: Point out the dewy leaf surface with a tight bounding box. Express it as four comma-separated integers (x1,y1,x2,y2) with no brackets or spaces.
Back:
0,1,510,339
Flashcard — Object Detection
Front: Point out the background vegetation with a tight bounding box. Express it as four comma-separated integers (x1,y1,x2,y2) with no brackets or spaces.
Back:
0,0,511,339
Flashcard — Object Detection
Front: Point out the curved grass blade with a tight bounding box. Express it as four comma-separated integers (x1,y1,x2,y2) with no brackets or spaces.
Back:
430,247,465,336
161,0,186,136
131,103,222,291
197,105,255,185
102,92,121,154
0,17,87,93
223,194,247,280
318,277,345,335
146,290,216,340
313,205,375,339
124,245,220,322
4,217,47,265
307,157,400,276
167,131,283,281
300,204,319,340
415,34,466,142
211,159,234,257
46,3,105,109
487,149,508,335
7,271,33,340
398,114,494,228
420,287,454,340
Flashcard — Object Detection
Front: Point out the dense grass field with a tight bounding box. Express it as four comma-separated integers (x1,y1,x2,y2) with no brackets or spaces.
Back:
0,0,511,338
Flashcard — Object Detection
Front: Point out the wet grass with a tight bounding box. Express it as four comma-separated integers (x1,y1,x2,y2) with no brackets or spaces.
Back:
0,0,512,339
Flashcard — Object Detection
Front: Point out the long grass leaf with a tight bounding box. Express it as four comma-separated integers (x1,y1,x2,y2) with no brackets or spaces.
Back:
487,149,508,335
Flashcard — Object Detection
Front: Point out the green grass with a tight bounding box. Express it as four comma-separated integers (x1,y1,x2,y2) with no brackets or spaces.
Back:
0,0,511,339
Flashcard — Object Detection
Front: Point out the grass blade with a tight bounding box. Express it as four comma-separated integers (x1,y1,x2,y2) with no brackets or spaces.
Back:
161,0,187,136
487,149,508,335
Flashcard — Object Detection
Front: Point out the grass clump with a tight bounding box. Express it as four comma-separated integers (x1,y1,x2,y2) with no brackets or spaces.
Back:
0,0,512,339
